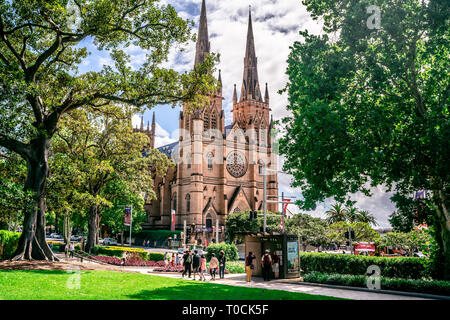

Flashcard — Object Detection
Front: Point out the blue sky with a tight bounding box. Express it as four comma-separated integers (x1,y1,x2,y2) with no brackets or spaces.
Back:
77,0,397,228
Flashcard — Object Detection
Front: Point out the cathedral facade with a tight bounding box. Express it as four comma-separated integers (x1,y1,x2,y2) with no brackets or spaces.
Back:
138,0,279,245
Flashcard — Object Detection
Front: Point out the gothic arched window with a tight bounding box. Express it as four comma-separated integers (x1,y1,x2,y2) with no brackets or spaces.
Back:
172,193,177,212
203,109,210,131
186,194,191,212
206,213,212,229
211,111,217,129
185,115,190,131
207,152,213,170
258,160,264,175
187,152,191,169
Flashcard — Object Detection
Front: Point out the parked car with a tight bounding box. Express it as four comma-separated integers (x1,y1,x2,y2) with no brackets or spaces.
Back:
70,235,82,242
49,233,63,239
102,238,117,246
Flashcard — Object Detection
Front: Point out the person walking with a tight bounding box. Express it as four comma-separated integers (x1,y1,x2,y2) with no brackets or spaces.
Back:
261,250,272,281
245,252,256,282
171,253,175,267
218,250,226,279
192,250,201,280
176,253,180,266
199,254,207,281
209,253,219,281
69,243,75,258
182,250,192,278
164,251,169,268
272,252,280,279
122,251,127,266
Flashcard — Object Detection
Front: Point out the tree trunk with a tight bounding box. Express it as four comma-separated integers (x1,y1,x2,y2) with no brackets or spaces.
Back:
12,137,58,261
434,190,450,280
85,205,99,253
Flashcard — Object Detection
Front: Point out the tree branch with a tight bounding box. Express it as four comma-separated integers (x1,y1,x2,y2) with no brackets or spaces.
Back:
0,135,30,160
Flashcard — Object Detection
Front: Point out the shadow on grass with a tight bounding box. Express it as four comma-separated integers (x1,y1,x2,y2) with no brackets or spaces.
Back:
0,269,83,275
126,281,334,301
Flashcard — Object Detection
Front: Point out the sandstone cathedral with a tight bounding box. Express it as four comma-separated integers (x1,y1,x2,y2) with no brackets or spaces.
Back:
135,0,279,245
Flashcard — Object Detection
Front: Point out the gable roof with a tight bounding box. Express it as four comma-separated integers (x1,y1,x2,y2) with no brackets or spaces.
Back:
228,185,252,213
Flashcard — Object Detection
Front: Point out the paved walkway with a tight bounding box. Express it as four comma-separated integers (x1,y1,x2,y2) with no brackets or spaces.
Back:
125,269,431,300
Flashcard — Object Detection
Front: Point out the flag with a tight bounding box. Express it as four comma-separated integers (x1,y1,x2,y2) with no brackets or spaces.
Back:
281,199,291,230
171,210,176,232
124,207,131,226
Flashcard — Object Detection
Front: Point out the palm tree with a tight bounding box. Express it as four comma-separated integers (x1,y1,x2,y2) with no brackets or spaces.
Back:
344,207,359,223
325,203,347,224
357,210,378,226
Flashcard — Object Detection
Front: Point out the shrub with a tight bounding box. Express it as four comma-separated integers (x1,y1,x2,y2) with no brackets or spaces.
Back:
149,252,164,262
223,261,245,274
0,230,21,260
300,252,428,280
91,255,156,267
302,272,450,296
206,242,239,262
91,246,149,260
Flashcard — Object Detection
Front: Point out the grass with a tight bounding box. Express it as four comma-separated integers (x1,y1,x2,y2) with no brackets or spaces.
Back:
0,270,342,300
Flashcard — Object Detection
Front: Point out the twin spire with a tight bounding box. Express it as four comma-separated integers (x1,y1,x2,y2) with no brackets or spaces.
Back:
195,1,268,104
194,0,210,67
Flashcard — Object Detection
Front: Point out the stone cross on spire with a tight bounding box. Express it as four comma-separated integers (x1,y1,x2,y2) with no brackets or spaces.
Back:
240,5,262,102
194,0,210,66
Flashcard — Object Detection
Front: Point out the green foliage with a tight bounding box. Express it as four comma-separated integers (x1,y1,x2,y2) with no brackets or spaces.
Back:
300,252,428,280
148,253,164,262
206,242,239,262
91,245,148,261
224,261,245,274
280,0,450,278
379,229,430,256
303,272,450,296
225,210,281,242
0,230,21,260
285,213,329,249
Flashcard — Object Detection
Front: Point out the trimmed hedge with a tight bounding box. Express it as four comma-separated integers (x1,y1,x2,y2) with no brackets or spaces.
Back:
0,230,21,260
149,252,164,262
303,272,450,296
91,246,149,260
206,242,239,262
300,252,428,280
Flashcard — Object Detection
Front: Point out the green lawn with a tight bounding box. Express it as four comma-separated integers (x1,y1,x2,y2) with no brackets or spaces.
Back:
0,270,342,300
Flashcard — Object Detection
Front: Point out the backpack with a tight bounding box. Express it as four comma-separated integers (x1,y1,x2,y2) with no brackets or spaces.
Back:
263,254,271,266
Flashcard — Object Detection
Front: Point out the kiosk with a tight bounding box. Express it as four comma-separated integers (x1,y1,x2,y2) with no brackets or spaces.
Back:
244,233,301,279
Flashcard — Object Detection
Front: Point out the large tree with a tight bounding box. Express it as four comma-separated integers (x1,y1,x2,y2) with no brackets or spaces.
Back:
0,1,217,260
280,0,449,278
50,106,172,252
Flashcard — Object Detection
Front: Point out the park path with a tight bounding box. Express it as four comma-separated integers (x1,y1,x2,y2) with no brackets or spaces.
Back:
124,268,431,301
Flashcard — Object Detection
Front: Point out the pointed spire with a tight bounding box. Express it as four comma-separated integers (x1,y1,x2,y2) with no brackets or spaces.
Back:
241,5,262,102
147,121,150,132
194,0,210,66
265,83,269,103
140,116,144,131
152,112,156,134
218,69,222,85
233,84,238,105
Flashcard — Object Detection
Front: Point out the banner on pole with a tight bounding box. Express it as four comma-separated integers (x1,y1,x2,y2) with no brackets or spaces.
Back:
281,199,291,230
171,210,176,232
124,207,131,226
